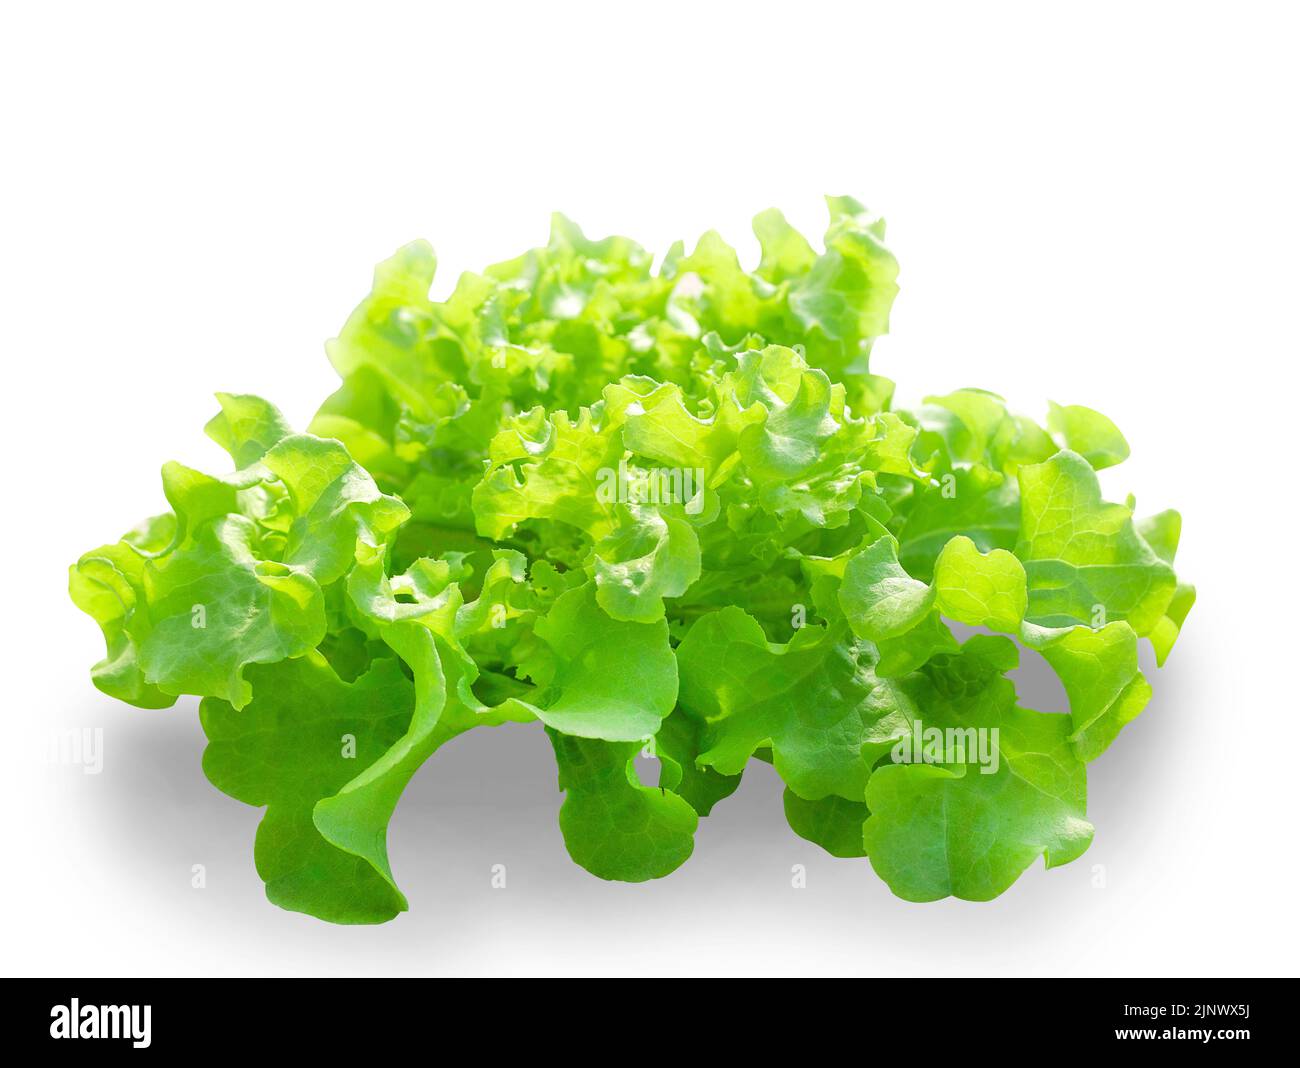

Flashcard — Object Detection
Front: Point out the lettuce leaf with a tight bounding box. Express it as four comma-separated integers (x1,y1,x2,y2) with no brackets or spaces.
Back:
70,198,1192,920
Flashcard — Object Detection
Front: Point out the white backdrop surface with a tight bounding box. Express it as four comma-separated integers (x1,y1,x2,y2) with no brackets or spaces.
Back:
1,1,1295,977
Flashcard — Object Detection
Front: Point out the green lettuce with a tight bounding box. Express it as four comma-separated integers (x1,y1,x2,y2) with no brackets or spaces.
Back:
70,199,1191,921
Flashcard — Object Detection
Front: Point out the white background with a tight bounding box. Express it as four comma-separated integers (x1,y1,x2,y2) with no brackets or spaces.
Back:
2,1,1296,977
